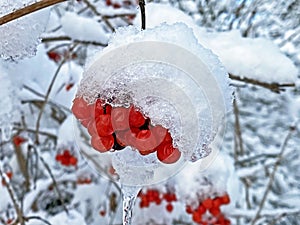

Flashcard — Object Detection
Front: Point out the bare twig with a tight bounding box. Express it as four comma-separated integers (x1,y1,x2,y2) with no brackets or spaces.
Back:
233,95,245,156
139,0,146,30
41,36,107,46
229,73,295,93
82,0,115,32
0,0,66,25
24,216,52,225
251,126,296,225
35,57,66,144
29,145,69,215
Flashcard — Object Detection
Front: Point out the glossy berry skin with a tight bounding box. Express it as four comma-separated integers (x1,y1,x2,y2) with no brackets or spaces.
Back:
202,198,213,209
111,107,130,131
96,114,114,136
166,203,173,213
129,105,146,128
220,194,230,204
72,97,91,120
156,143,181,164
91,135,114,152
134,129,157,153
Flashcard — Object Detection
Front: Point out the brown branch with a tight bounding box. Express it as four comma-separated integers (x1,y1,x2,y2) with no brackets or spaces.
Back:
251,125,296,225
0,167,25,225
41,36,107,46
0,0,67,26
229,73,295,93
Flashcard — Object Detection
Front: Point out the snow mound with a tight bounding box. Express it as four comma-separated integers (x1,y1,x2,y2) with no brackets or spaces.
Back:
0,0,50,60
135,3,298,84
76,23,231,185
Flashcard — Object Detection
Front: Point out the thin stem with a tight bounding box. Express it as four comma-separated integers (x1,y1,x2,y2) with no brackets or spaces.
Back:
29,145,69,215
0,0,67,25
139,0,146,30
251,126,295,225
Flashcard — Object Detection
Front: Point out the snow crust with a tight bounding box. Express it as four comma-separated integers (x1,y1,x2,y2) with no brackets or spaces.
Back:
0,0,50,59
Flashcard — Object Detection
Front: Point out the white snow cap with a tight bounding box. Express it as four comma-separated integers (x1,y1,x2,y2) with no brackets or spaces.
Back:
135,3,298,84
0,0,50,59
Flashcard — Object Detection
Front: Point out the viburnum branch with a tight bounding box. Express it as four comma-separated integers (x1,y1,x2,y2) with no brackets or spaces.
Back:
229,73,295,93
0,0,67,26
251,125,296,225
0,167,25,225
139,0,146,30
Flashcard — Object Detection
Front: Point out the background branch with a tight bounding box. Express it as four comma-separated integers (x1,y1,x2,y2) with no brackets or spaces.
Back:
0,0,67,25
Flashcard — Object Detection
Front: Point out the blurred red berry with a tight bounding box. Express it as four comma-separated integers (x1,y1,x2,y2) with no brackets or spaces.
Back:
166,203,173,213
13,136,27,146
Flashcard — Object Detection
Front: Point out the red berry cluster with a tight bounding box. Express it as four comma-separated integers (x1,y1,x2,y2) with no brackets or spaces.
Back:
55,149,78,167
138,189,177,213
71,97,181,164
186,194,231,225
77,177,92,185
105,0,137,9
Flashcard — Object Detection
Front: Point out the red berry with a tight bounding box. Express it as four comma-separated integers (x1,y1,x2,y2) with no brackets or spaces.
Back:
96,114,114,136
13,136,27,146
129,105,146,128
163,192,177,202
99,210,106,217
192,211,202,223
156,143,181,164
112,3,121,8
91,135,114,152
87,121,98,136
166,203,173,213
186,205,193,214
80,118,90,127
65,83,74,91
72,97,91,120
69,156,78,166
151,125,170,147
106,0,112,5
47,51,61,62
213,197,222,208
220,194,230,205
134,129,157,152
209,207,221,217
197,204,206,215
90,99,105,119
116,128,139,146
111,107,130,131
202,198,213,209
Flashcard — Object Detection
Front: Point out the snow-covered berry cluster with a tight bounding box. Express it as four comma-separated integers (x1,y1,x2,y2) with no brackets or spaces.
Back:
72,97,181,164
